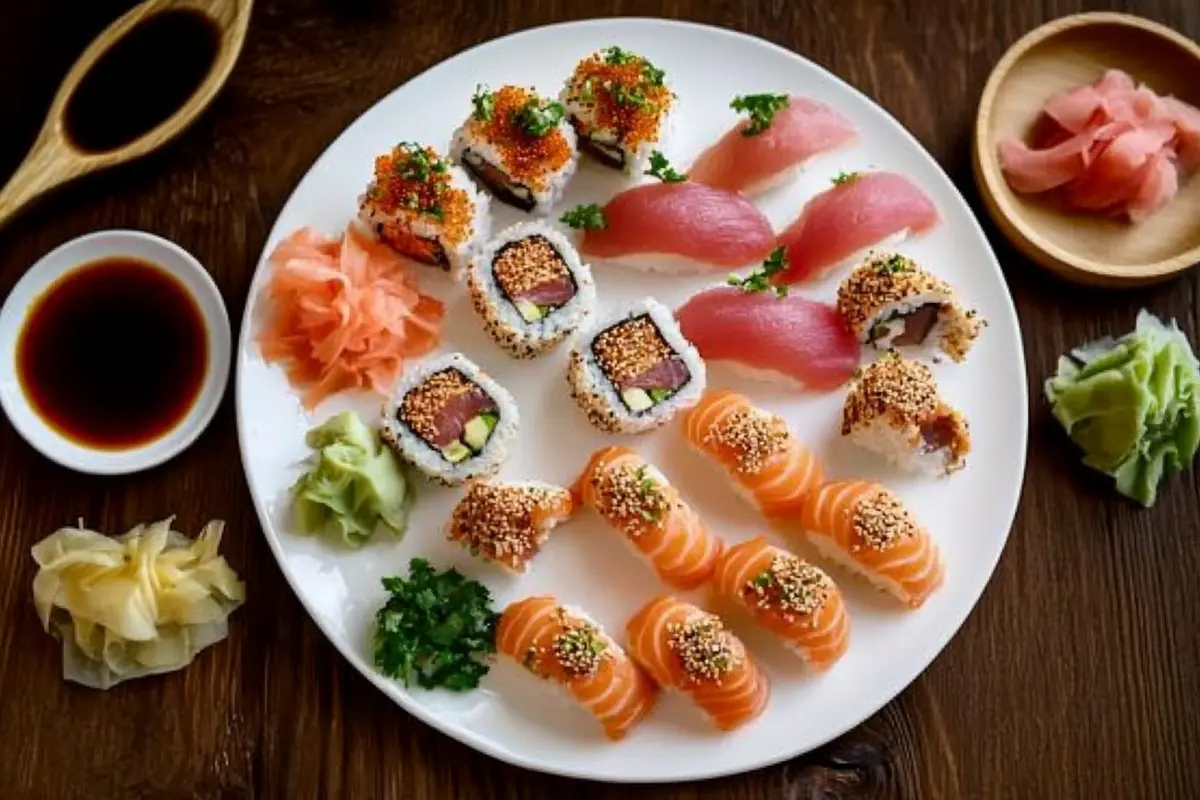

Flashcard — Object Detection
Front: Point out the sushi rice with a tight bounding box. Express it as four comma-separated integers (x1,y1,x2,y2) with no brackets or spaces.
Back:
567,297,706,434
380,352,519,486
466,221,597,359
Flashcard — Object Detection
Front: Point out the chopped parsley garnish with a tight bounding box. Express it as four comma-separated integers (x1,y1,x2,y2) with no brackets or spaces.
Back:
643,61,666,87
580,77,596,103
634,465,666,521
472,84,496,121
373,558,499,692
602,46,637,65
514,98,566,137
727,246,790,297
559,204,607,230
753,571,773,589
875,253,912,274
730,93,790,136
613,83,648,109
645,150,687,183
832,171,860,185
396,144,445,182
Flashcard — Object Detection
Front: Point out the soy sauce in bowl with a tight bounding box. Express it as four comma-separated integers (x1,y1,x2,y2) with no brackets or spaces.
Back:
16,257,209,450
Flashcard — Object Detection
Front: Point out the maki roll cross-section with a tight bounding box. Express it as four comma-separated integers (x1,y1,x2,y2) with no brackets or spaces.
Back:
381,353,518,486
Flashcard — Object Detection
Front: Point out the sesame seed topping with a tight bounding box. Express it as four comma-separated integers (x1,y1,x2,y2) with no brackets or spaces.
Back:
851,489,919,551
593,462,672,533
746,554,833,622
399,368,479,443
703,407,790,474
840,354,939,435
591,316,676,387
836,253,956,336
666,614,741,684
550,614,610,678
468,86,573,189
492,235,571,298
448,482,564,569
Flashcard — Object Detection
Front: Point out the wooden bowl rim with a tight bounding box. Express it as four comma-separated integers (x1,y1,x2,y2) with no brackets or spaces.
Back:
973,11,1200,286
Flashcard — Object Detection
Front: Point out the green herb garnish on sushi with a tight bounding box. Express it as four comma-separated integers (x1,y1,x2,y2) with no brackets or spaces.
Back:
1045,309,1200,507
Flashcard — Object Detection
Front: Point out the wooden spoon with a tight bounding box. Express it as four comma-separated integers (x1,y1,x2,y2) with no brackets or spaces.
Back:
0,0,254,232
973,12,1200,287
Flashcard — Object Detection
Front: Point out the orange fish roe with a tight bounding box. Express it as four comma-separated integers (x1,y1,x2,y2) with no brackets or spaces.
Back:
467,86,573,190
366,143,473,246
566,50,673,150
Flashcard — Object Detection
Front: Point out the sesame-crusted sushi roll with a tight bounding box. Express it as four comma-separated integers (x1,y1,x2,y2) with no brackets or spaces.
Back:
560,47,675,175
450,85,579,214
446,480,575,573
380,352,518,486
357,142,490,281
567,297,706,434
466,221,596,359
837,252,984,363
841,354,970,477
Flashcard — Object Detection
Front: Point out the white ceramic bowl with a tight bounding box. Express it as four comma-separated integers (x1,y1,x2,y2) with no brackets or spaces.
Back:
0,230,231,475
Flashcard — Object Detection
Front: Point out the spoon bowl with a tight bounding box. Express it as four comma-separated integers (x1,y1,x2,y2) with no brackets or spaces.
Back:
973,12,1200,287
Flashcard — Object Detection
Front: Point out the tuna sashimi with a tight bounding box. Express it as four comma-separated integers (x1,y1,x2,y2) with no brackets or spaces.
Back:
675,286,859,391
688,96,857,195
578,182,777,271
775,171,939,284
997,68,1200,222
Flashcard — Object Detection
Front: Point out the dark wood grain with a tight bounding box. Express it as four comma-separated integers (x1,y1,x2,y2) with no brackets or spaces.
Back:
1,1,1198,798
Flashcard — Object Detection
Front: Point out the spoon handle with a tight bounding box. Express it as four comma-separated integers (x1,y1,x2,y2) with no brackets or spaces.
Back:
0,0,253,233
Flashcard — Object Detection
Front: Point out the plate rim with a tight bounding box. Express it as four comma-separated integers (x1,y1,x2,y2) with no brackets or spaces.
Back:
235,16,1029,783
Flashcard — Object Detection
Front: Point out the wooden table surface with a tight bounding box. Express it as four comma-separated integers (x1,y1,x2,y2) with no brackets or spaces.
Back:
2,1,1198,797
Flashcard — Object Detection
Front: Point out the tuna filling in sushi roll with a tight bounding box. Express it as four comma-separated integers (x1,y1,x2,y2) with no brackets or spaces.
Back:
560,47,674,174
397,368,500,464
592,315,691,414
493,235,577,322
451,85,579,214
357,142,490,279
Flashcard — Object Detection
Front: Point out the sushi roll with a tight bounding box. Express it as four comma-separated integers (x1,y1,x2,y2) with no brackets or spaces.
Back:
625,595,770,732
567,297,706,434
357,142,490,280
712,537,850,671
497,596,659,741
837,252,984,362
684,389,825,520
573,446,724,590
380,352,518,486
841,354,971,477
798,479,945,608
560,46,675,175
466,221,596,359
446,480,575,573
450,85,579,214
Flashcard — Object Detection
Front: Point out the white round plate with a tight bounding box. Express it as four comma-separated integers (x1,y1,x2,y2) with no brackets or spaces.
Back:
236,19,1027,783
0,230,231,475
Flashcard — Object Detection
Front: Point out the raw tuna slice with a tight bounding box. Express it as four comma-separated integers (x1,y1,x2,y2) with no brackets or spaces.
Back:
674,286,859,391
775,171,939,284
579,182,777,272
688,96,857,195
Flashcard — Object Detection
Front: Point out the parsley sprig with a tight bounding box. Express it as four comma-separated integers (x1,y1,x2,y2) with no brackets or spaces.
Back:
559,204,607,230
395,143,446,182
472,84,496,121
727,246,790,298
645,151,687,183
730,93,790,136
515,97,566,137
373,558,499,692
832,170,860,186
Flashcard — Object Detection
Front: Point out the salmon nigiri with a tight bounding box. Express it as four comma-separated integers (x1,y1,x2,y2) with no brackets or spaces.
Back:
798,480,944,608
625,595,769,731
573,447,724,590
497,596,659,741
775,171,939,284
684,389,824,521
712,537,849,671
689,95,857,195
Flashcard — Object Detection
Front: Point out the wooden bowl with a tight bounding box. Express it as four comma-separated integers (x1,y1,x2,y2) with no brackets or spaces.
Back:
973,12,1200,287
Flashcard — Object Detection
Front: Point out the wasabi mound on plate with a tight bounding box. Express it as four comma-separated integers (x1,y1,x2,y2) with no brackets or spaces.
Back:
292,411,415,546
31,517,245,690
1045,310,1200,507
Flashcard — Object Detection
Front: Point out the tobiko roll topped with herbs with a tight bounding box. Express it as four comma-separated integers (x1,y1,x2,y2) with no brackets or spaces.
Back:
357,141,490,280
560,46,675,174
451,84,579,214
